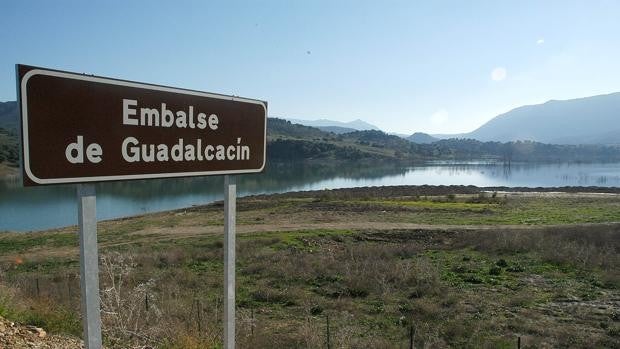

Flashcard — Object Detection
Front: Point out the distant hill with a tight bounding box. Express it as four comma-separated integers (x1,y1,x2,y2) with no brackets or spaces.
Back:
267,119,419,161
286,118,380,131
0,127,18,166
2,103,620,168
408,132,439,144
449,93,620,145
431,132,466,139
388,132,410,139
0,102,19,167
345,130,414,149
269,117,620,163
317,126,357,134
0,101,18,132
433,138,620,163
267,118,331,140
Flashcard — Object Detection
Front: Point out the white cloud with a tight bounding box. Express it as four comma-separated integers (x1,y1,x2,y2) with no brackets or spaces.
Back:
430,109,449,126
536,38,545,45
491,67,507,81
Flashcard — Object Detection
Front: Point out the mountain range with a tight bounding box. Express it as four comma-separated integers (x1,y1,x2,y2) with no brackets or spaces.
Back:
287,93,620,145
285,118,380,134
267,118,620,163
408,132,439,144
2,102,620,168
450,92,620,145
3,92,620,146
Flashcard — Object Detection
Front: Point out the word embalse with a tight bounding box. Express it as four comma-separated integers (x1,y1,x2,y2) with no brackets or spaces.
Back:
122,99,219,129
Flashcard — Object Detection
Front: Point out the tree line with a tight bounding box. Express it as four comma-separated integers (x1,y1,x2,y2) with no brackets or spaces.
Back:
2,124,620,167
268,133,620,163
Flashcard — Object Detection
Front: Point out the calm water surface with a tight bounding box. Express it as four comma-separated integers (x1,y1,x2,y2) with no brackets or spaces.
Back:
2,161,620,232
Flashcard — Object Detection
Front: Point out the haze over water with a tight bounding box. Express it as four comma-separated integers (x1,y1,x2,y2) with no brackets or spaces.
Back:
2,161,620,232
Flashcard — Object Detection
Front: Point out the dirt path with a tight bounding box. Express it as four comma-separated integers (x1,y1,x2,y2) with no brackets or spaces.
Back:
116,221,620,251
128,220,620,238
7,221,618,264
484,190,620,198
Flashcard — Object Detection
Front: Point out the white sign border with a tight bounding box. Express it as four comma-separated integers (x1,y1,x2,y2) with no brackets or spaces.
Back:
19,68,267,185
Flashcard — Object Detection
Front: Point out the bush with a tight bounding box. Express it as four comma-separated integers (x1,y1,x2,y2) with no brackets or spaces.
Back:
488,266,502,276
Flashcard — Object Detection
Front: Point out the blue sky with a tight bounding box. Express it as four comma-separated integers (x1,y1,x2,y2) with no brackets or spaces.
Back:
1,1,619,134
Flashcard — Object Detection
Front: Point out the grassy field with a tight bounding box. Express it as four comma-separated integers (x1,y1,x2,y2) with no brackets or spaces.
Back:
0,187,618,348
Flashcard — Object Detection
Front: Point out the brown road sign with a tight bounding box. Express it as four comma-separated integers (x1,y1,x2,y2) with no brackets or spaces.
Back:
16,65,267,186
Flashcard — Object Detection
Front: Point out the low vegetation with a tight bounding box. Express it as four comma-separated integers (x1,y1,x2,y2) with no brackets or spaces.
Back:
0,127,18,168
268,118,620,162
0,187,618,348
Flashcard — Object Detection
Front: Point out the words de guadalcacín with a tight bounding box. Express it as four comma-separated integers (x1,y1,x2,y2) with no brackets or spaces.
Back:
65,99,255,164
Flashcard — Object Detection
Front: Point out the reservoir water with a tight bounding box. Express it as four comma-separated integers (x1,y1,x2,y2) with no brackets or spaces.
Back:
2,161,620,232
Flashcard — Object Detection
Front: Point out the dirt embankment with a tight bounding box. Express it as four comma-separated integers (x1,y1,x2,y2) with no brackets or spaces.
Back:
249,184,620,200
0,316,82,349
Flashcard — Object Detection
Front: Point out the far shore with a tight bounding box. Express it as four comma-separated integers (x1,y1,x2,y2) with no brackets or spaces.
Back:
0,163,18,178
4,184,620,234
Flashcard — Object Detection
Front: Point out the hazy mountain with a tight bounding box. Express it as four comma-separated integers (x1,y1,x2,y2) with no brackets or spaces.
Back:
408,132,439,144
286,118,381,131
431,133,466,139
268,119,420,161
2,110,620,165
317,126,358,134
0,101,18,132
388,132,410,139
267,118,620,163
446,93,620,145
267,118,331,140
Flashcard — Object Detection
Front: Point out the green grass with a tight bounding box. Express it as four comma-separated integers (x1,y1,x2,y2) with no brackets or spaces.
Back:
240,229,354,251
0,232,77,253
352,199,501,212
354,196,620,225
0,192,619,348
9,258,79,274
0,285,81,337
0,227,617,348
258,194,620,226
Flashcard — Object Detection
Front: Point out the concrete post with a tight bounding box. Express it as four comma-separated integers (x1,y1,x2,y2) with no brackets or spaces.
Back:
223,176,236,348
77,183,102,349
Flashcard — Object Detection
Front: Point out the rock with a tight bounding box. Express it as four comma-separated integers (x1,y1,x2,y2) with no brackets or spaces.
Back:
0,315,82,348
26,325,46,338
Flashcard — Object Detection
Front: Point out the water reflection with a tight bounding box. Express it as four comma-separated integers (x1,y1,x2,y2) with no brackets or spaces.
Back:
1,161,620,232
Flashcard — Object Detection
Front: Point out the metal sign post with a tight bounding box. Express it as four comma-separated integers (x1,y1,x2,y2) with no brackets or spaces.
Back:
77,184,102,349
223,175,236,349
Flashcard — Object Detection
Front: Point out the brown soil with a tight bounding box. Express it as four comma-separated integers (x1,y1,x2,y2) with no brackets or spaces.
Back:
255,185,620,200
0,315,83,349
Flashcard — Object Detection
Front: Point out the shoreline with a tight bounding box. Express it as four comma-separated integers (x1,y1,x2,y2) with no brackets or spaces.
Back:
4,184,620,234
251,184,620,199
